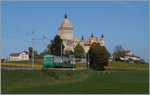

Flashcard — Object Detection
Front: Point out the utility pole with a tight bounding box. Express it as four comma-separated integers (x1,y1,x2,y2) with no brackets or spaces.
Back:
32,31,35,69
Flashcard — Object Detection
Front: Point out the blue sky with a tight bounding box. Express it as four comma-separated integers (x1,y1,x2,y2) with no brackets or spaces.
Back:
1,1,149,62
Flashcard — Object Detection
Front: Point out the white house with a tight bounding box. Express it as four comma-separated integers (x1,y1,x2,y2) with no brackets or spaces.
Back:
128,56,141,61
9,51,29,61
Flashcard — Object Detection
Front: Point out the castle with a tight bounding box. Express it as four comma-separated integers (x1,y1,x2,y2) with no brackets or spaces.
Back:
58,13,104,53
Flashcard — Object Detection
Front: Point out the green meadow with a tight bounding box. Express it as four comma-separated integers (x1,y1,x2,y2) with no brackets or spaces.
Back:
1,62,149,94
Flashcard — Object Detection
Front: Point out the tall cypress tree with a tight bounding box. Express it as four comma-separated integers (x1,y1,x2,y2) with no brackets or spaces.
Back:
51,35,64,56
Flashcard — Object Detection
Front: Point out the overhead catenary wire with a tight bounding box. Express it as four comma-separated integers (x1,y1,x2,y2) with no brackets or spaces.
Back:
2,21,51,45
3,25,51,42
2,33,30,44
3,33,48,47
3,20,52,39
2,27,50,45
2,21,54,60
2,20,46,37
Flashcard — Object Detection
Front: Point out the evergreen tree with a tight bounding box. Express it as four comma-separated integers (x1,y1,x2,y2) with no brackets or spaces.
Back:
89,43,110,70
74,44,85,58
50,35,64,56
28,47,33,60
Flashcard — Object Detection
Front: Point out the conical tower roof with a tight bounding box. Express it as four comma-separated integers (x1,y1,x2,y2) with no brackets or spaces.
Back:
101,33,104,38
91,33,94,38
59,13,73,29
81,36,84,40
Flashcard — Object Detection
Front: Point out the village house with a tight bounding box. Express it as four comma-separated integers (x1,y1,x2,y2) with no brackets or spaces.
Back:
9,51,29,61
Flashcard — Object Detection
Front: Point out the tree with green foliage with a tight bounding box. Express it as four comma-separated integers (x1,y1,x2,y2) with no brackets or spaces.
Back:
50,35,64,56
28,47,41,60
88,43,110,70
34,50,41,59
64,50,74,57
28,47,33,60
74,44,85,58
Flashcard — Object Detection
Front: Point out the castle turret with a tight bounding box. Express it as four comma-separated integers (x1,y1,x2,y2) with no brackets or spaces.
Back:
100,33,104,46
91,33,94,38
90,33,95,44
81,36,84,40
80,36,85,46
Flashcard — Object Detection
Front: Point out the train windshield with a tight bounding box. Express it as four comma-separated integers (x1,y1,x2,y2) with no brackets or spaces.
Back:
44,57,54,62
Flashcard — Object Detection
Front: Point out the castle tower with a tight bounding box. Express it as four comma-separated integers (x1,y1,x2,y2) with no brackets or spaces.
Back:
80,36,85,46
99,33,104,46
90,33,95,44
58,13,74,41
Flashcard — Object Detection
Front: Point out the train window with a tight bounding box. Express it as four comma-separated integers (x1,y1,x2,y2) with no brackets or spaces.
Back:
44,57,54,61
48,57,54,61
44,58,47,61
48,58,51,61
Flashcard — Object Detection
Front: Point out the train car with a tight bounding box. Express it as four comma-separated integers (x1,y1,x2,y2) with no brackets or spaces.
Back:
43,54,75,68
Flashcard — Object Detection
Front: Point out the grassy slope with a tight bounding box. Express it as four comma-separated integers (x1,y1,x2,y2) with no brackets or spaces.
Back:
1,62,149,94
2,69,91,93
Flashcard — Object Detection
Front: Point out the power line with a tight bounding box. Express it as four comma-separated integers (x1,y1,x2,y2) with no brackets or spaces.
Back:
3,23,51,42
3,21,31,33
3,33,48,47
2,21,52,55
2,23,50,45
2,21,46,37
2,33,30,44
2,29,29,40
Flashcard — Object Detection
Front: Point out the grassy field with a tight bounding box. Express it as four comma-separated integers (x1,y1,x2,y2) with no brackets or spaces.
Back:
1,62,149,94
1,61,43,68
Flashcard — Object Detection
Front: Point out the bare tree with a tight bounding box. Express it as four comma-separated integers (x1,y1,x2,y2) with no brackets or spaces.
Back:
113,45,125,58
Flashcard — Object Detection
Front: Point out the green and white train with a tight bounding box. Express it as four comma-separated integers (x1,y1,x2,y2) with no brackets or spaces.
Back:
43,54,75,68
